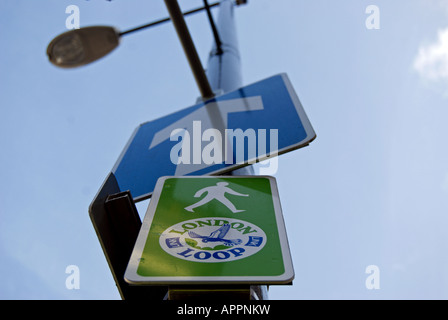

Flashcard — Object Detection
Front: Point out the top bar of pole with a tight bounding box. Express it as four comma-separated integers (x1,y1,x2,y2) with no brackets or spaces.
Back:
164,0,215,100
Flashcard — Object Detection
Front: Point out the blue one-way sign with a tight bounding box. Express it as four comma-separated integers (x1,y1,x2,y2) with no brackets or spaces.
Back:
112,73,316,201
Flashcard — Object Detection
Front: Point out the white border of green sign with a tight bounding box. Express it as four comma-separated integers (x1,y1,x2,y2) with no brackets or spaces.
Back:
125,176,294,285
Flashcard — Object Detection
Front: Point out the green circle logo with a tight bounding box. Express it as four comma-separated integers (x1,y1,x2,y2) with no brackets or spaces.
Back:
159,217,266,263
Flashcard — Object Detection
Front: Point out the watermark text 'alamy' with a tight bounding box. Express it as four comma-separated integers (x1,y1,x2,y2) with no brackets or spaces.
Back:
169,121,278,174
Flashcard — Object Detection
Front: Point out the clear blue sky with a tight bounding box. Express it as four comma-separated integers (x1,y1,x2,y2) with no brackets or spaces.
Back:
1,0,448,300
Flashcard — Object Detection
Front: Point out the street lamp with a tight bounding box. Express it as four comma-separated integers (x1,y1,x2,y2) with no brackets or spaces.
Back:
46,26,120,69
46,1,228,99
46,2,223,69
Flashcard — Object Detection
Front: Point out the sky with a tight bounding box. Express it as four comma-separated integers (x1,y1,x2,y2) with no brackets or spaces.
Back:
1,0,448,300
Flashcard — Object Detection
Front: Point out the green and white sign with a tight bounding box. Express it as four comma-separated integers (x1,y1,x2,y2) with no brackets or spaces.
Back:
124,176,294,285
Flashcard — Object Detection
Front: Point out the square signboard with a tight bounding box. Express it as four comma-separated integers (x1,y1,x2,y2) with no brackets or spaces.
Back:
113,73,316,201
125,176,294,285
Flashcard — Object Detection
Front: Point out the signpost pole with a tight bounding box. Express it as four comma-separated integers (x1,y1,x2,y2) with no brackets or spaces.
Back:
205,0,254,179
206,0,266,299
204,0,268,300
171,0,266,300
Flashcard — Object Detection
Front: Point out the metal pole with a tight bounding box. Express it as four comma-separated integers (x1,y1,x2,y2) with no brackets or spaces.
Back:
206,0,267,300
206,0,242,94
162,0,265,301
164,0,215,100
206,0,255,176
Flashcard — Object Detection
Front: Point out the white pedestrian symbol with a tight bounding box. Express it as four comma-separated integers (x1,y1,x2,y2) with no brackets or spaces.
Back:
185,182,249,213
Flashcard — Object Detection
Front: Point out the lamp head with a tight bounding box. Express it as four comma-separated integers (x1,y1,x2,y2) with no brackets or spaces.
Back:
47,26,120,68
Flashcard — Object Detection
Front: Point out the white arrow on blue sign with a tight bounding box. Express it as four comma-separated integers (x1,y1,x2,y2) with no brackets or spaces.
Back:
111,73,316,201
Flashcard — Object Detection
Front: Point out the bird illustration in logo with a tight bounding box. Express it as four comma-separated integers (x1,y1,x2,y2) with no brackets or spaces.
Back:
188,224,242,247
